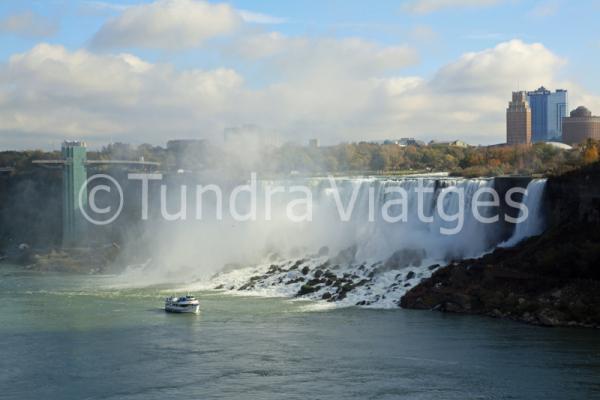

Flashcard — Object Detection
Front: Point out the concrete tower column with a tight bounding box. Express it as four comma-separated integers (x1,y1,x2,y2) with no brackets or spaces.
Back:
62,141,88,246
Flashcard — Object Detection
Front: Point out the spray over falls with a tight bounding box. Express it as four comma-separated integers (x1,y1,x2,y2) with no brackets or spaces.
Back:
122,177,547,308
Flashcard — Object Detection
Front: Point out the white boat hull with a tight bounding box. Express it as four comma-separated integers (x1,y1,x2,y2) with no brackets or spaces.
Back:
165,304,200,314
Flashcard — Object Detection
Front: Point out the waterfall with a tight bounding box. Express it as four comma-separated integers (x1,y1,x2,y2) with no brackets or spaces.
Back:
308,177,504,264
196,176,550,307
123,176,549,301
500,179,547,248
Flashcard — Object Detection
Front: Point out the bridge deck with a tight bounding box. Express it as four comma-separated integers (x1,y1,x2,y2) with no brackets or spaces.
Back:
32,160,161,166
86,160,161,166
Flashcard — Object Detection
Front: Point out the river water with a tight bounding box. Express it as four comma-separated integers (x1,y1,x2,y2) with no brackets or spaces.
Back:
1,266,599,400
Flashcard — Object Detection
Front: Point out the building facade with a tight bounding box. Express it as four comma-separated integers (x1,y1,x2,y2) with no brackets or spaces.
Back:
506,91,532,145
526,86,568,142
562,106,600,145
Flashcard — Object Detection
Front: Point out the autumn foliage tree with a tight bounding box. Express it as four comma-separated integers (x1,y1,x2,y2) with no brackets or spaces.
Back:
583,140,599,164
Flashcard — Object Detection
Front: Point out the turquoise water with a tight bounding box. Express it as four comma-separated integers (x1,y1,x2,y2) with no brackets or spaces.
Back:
1,267,600,400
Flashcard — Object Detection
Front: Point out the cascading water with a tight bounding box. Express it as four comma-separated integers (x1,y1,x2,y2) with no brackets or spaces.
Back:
310,177,504,264
500,179,547,247
122,176,548,307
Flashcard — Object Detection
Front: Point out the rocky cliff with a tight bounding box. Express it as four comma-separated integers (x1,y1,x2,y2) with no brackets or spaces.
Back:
401,163,600,328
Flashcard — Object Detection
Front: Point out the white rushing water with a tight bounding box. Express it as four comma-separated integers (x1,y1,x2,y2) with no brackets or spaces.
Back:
122,177,548,308
500,179,547,247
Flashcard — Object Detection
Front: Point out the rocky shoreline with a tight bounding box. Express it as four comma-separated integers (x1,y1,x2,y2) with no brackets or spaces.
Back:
212,219,600,327
210,247,439,308
402,163,600,328
400,233,600,328
0,244,120,274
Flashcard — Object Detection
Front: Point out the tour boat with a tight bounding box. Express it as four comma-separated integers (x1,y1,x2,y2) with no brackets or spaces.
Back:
164,295,200,314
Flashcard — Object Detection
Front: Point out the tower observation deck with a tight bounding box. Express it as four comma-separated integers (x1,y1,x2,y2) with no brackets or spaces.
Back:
62,141,88,246
32,141,161,247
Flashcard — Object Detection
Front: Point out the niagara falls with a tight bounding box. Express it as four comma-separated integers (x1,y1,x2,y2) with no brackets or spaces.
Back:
2,1,600,399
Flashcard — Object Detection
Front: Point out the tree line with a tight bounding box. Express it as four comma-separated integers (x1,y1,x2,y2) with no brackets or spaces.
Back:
1,139,599,178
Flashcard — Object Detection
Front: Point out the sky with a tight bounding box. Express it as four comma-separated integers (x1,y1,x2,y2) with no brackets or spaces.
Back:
1,0,600,150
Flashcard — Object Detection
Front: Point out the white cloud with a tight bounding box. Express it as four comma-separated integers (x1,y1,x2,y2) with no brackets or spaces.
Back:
403,0,503,14
231,33,418,81
0,11,58,38
430,40,565,93
1,39,598,150
90,0,242,49
0,44,243,146
385,40,571,143
238,10,286,24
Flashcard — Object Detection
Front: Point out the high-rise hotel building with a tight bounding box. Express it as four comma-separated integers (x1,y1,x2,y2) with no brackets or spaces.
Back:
506,91,532,145
526,86,568,142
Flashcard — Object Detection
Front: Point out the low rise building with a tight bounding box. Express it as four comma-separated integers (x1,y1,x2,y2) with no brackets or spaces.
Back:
562,106,600,145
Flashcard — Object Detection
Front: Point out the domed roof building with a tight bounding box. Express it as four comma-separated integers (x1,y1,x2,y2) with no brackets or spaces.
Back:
570,106,592,118
562,106,600,145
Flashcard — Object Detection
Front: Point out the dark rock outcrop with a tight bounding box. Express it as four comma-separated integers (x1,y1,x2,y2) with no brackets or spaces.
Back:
402,162,600,328
297,284,318,296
